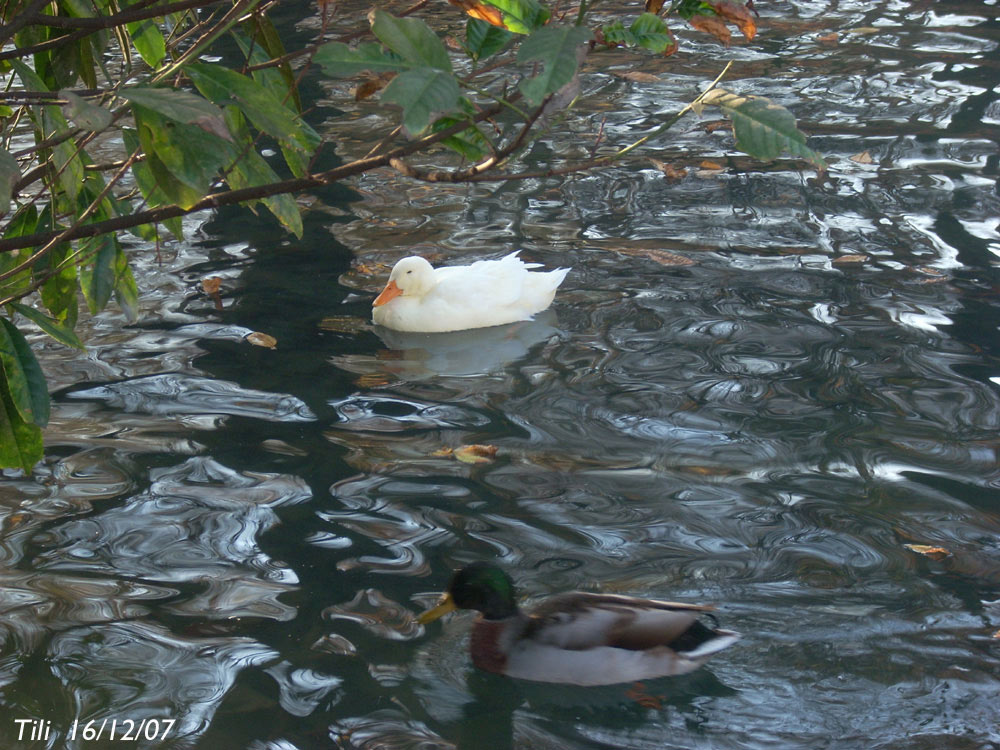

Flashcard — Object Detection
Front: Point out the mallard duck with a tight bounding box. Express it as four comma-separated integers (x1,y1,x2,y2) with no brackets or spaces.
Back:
417,562,740,685
371,252,569,333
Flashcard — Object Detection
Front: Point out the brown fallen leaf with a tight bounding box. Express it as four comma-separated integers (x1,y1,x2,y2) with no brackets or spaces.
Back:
645,0,665,13
202,276,224,311
648,158,687,180
903,544,951,561
615,71,660,84
816,32,839,43
849,151,874,164
704,119,731,133
689,14,731,46
246,331,277,349
709,0,756,41
616,247,695,267
699,160,724,170
433,444,498,464
992,630,1000,640
832,254,868,265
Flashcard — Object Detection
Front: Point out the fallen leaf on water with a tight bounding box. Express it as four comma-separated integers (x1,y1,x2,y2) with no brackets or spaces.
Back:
455,444,497,464
319,316,369,334
846,26,880,35
703,119,731,133
710,0,757,41
699,160,724,170
849,151,874,164
832,254,868,265
648,159,687,180
202,277,224,311
816,32,839,43
615,71,660,84
904,544,951,561
432,445,498,464
246,332,277,349
689,14,732,46
615,246,695,267
992,630,1000,640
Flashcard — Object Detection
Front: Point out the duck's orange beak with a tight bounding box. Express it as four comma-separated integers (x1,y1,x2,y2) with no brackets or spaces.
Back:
373,280,402,307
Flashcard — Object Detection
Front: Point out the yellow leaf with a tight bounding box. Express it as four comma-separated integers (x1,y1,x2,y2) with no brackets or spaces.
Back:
454,444,498,464
246,331,277,349
903,544,950,561
849,151,874,164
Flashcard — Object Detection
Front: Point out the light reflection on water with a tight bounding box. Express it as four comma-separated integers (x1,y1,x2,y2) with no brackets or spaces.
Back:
3,1,1000,748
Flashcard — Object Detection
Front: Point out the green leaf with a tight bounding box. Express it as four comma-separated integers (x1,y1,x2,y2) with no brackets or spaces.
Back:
517,25,593,106
112,245,139,322
701,88,827,171
120,87,231,141
122,128,184,239
60,90,112,131
133,104,230,206
0,146,19,218
0,317,49,427
314,41,408,77
482,0,550,34
128,17,167,68
234,29,300,112
435,117,489,161
381,68,461,135
466,17,513,61
33,241,78,321
629,13,676,54
40,106,84,201
0,384,43,473
11,303,84,350
371,10,451,71
78,234,117,314
186,63,319,175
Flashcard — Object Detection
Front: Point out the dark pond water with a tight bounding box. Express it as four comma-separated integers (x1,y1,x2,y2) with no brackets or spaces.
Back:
3,1,1000,748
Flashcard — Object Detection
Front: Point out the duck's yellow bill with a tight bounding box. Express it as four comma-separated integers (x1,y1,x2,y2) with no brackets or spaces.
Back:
417,593,457,624
373,280,402,307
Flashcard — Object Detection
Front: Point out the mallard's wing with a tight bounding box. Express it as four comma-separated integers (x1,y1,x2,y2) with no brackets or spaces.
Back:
526,592,718,651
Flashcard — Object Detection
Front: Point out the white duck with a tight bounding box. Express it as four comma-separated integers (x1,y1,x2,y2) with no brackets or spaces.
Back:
371,252,570,333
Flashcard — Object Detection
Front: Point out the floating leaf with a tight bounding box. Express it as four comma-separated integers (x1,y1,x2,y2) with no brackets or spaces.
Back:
710,1,756,41
615,71,660,83
816,32,839,43
699,160,724,170
455,444,498,463
700,88,827,171
832,254,868,265
904,544,950,561
517,25,594,106
354,73,396,101
689,14,731,46
246,331,277,349
849,150,874,164
649,159,687,180
615,246,695,266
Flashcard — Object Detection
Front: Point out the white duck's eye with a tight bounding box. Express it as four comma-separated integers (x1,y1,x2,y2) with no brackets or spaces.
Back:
406,270,413,274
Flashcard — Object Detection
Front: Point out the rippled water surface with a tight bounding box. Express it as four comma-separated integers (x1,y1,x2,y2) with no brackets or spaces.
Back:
4,2,1000,748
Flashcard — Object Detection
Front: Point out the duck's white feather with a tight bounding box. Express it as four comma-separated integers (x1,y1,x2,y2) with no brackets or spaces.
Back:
372,252,569,333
